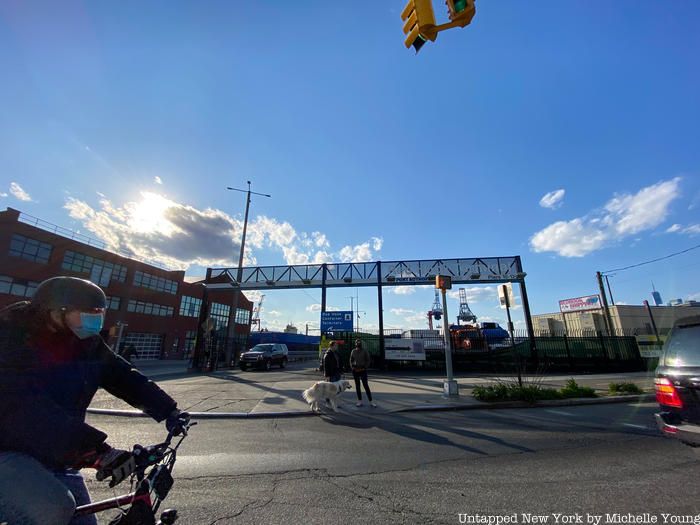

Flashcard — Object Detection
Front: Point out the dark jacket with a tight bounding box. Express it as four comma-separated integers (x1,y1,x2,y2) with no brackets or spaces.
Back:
0,303,177,470
350,347,371,370
322,348,341,380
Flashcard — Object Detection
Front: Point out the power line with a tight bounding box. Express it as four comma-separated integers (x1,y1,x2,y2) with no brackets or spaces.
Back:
602,243,700,275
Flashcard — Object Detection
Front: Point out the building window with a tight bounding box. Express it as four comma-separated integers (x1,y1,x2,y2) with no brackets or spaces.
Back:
134,271,178,295
127,299,174,317
209,302,231,331
121,333,164,360
179,296,202,318
184,330,196,357
0,276,39,298
62,251,127,284
9,234,52,264
106,296,121,311
235,308,251,325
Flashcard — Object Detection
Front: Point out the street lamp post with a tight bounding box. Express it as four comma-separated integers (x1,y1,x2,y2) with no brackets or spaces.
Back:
225,182,271,368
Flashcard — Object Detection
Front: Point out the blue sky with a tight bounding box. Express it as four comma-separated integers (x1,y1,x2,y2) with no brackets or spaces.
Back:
1,1,699,332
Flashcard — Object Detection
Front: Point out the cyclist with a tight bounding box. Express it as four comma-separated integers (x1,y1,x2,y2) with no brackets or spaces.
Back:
0,276,190,525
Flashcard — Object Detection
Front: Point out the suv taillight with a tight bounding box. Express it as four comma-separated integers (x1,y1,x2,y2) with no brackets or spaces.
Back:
655,377,683,408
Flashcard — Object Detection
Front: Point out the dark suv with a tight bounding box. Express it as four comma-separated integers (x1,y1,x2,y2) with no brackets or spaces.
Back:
240,343,289,371
654,316,700,446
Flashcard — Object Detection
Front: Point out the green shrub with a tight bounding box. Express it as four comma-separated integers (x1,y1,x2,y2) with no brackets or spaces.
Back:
472,383,561,403
609,382,643,395
473,378,598,403
559,378,597,398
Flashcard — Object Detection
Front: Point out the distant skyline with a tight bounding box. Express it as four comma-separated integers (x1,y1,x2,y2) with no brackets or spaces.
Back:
1,1,699,332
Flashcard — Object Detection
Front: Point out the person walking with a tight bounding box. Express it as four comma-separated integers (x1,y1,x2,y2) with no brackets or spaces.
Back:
350,340,376,407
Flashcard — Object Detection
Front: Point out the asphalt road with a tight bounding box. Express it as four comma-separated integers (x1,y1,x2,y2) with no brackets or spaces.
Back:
84,401,698,525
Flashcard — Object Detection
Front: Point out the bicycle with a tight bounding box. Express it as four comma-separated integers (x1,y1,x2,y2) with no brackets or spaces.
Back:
73,421,197,525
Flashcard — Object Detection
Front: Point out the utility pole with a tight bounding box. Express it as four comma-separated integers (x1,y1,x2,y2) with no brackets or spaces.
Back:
605,275,615,306
226,182,271,367
501,284,522,387
643,300,662,346
596,271,615,335
437,275,458,397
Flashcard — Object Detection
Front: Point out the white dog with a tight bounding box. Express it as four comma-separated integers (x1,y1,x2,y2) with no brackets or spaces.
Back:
302,379,353,413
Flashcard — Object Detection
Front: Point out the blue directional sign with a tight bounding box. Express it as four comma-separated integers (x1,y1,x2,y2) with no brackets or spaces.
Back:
320,310,354,333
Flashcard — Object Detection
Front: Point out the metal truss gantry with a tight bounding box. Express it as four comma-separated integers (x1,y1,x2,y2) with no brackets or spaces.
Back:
204,256,536,360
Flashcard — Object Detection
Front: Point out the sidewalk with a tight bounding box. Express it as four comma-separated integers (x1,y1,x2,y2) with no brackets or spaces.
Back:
88,362,657,419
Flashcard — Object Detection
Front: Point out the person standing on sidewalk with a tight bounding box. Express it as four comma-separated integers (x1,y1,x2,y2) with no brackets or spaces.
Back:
350,340,376,407
323,341,342,382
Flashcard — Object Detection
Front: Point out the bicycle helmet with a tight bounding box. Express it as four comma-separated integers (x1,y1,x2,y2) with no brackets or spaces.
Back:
32,276,106,312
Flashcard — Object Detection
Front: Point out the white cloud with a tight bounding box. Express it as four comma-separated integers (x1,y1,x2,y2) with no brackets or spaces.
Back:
10,182,32,202
63,192,382,270
248,216,297,249
605,178,681,235
539,189,565,209
686,292,700,302
447,286,498,304
404,313,429,326
0,192,7,198
336,237,383,263
312,232,329,248
312,250,333,264
154,176,163,185
530,218,608,257
245,290,264,304
530,177,681,257
391,286,416,295
305,304,340,313
267,310,282,317
390,308,415,316
667,223,700,236
281,245,310,265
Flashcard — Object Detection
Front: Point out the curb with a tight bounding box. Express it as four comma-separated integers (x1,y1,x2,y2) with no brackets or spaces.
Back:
87,394,655,419
396,393,656,413
86,408,315,419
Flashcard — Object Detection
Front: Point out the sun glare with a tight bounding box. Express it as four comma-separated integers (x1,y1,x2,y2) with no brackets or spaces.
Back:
128,192,178,235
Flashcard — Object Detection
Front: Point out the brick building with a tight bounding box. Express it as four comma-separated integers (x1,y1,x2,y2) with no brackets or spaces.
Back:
0,207,252,361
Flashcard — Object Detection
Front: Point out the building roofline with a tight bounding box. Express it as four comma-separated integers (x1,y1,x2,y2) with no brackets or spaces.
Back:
2,206,182,273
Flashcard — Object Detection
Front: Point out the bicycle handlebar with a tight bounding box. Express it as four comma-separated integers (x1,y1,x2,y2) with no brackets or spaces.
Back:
130,421,197,470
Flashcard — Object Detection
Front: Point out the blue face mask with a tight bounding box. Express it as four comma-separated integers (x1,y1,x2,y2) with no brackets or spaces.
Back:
70,312,104,340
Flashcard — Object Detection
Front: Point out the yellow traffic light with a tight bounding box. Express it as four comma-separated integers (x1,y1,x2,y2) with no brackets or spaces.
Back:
445,0,476,27
435,275,452,290
401,0,437,52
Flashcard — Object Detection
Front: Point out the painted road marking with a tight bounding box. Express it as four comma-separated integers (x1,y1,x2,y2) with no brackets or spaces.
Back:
622,423,649,429
545,410,574,416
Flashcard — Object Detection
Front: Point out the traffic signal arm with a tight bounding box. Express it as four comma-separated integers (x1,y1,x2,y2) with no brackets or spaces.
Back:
401,0,475,52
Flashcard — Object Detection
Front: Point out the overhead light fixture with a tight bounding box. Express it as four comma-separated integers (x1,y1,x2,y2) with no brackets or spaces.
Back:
470,273,481,280
343,277,352,283
265,280,275,286
302,279,312,285
386,276,395,282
